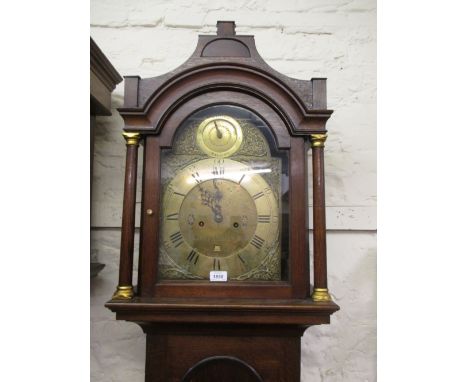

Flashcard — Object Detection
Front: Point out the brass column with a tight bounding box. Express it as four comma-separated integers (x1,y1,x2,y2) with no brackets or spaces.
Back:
310,133,332,302
112,132,141,300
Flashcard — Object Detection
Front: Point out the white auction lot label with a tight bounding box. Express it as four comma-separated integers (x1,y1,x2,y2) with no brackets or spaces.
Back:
209,271,228,282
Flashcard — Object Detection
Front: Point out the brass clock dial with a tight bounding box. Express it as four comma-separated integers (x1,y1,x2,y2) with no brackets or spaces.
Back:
161,158,279,279
196,115,243,158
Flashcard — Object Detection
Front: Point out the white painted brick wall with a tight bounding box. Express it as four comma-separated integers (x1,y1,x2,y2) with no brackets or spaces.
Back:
91,1,376,381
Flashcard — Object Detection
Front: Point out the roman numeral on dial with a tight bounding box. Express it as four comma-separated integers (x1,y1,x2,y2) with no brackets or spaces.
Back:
252,191,264,200
213,258,221,270
170,231,183,247
166,213,179,220
212,160,225,177
191,172,202,184
257,215,271,223
187,249,199,265
250,235,265,249
237,254,247,270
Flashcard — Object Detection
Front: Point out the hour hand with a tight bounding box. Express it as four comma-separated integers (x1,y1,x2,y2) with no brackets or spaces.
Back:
213,179,223,202
213,204,223,223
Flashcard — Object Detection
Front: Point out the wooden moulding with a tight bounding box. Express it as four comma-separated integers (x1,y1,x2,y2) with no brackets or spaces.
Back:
119,68,332,135
90,37,122,116
105,297,339,326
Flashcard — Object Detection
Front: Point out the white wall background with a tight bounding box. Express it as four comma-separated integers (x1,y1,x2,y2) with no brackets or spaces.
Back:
90,1,376,381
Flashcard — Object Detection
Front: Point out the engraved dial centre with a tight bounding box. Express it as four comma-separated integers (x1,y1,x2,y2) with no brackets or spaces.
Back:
179,179,257,258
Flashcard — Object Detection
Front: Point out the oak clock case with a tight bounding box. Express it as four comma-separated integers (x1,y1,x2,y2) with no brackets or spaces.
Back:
159,105,289,282
106,21,339,382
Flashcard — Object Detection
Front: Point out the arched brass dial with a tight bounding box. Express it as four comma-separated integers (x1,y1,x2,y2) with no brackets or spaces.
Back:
196,115,243,158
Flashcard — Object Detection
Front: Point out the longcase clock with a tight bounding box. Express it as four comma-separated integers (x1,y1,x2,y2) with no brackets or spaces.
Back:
106,21,339,382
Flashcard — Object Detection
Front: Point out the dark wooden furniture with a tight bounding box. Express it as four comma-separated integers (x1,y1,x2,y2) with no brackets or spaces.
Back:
106,21,339,381
90,37,122,277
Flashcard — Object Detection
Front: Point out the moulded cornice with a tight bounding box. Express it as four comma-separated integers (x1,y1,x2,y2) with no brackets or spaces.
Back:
90,37,123,91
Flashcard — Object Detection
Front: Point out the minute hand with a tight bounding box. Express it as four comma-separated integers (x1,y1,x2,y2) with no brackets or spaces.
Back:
212,180,223,223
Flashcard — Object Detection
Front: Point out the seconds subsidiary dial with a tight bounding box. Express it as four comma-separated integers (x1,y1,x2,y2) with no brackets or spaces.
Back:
196,116,243,158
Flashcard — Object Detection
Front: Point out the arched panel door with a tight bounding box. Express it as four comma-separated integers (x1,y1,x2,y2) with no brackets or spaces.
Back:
139,93,310,299
181,356,263,382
